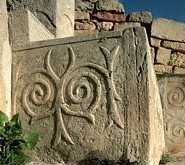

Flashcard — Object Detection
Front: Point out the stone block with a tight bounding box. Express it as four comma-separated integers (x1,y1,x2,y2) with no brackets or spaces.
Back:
101,22,114,31
75,11,90,21
0,0,12,117
127,11,153,24
173,67,185,74
156,47,171,65
114,22,140,31
56,0,75,38
9,9,54,48
92,11,126,23
169,52,185,68
152,18,185,42
154,64,173,74
95,0,124,13
150,47,155,64
150,37,161,47
75,22,96,30
162,40,185,54
158,76,185,156
12,27,164,165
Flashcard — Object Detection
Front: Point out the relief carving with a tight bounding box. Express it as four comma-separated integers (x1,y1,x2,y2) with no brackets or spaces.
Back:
159,78,185,146
15,46,123,145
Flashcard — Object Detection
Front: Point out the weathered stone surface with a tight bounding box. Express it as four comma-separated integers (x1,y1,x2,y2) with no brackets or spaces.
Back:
0,0,12,117
75,22,96,30
75,29,98,36
75,0,96,11
12,27,164,165
101,22,114,31
7,0,56,34
156,47,171,65
75,11,90,21
92,11,126,22
154,64,173,74
173,67,185,74
95,0,124,13
150,37,161,47
114,22,140,31
9,9,54,48
158,76,185,158
127,11,153,24
152,18,185,42
150,47,155,64
56,0,75,38
162,40,185,54
169,52,185,68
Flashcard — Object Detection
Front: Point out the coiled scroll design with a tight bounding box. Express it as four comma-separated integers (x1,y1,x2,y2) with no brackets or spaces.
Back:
22,72,55,119
167,87,185,107
19,46,123,145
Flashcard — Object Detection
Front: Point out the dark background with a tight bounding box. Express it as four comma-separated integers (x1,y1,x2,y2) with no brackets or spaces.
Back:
120,0,185,22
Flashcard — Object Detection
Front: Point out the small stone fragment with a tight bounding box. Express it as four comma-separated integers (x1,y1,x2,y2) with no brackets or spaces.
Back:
156,47,171,65
162,40,185,54
101,22,114,31
150,37,161,47
92,11,126,22
127,11,153,24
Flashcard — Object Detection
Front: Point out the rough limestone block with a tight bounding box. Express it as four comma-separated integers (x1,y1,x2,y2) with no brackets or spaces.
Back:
0,0,12,117
114,22,140,31
9,9,54,49
56,0,75,38
158,76,185,154
150,37,161,47
170,52,185,68
12,27,164,165
152,18,185,42
162,40,185,54
156,47,171,65
127,11,153,24
154,65,173,74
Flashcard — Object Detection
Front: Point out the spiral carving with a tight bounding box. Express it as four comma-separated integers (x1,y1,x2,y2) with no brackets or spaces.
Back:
60,70,101,122
167,87,185,107
22,72,55,118
172,124,185,138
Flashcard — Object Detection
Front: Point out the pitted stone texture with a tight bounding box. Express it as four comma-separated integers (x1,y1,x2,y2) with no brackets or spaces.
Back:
158,76,185,155
95,0,124,12
152,18,185,42
127,11,153,24
7,0,56,34
0,0,12,117
12,28,164,165
162,40,185,54
150,37,161,47
156,47,171,65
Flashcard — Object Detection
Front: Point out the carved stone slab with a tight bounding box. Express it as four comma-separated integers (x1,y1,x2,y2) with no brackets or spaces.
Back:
12,28,164,165
158,75,185,153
